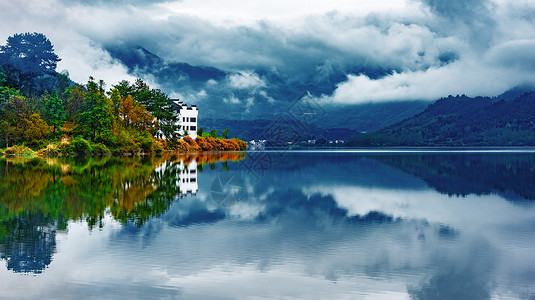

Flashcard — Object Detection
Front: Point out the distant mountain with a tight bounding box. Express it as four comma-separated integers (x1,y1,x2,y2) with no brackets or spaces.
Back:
200,101,428,141
347,92,535,146
106,46,227,88
105,46,431,140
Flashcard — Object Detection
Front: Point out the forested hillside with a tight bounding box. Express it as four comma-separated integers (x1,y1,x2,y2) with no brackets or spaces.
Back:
347,93,535,146
0,32,247,155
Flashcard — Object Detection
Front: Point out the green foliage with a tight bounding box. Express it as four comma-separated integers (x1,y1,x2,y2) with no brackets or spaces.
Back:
4,145,34,156
78,77,114,141
38,143,60,157
71,137,91,156
91,143,110,156
347,92,535,147
150,140,164,154
44,90,64,137
209,129,218,138
222,128,229,139
112,79,179,140
197,127,204,137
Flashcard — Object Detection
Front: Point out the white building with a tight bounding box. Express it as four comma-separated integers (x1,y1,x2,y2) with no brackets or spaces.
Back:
171,99,198,139
178,160,198,195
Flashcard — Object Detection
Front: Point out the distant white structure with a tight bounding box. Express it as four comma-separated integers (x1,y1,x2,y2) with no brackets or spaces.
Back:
171,99,198,139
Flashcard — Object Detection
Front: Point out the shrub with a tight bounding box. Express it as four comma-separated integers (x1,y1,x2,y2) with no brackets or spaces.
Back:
91,143,111,156
195,136,214,151
38,143,60,157
58,140,73,156
181,136,202,151
71,137,91,156
150,140,164,154
234,138,248,151
4,145,35,156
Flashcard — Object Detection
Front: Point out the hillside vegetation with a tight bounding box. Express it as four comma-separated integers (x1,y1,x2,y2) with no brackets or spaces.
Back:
347,92,535,146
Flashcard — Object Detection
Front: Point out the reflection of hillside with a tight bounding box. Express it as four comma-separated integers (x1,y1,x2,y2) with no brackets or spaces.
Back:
0,153,245,274
372,154,535,201
0,212,56,274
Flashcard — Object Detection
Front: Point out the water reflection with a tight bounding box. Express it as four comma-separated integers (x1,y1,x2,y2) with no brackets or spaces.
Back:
0,153,245,274
1,151,534,299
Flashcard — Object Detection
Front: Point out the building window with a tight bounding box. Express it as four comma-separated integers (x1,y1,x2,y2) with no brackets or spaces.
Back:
183,117,185,122
187,117,189,122
190,126,196,131
191,178,196,183
190,117,196,122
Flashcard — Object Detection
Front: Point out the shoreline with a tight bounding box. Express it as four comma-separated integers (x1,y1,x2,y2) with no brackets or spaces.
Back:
5,145,535,157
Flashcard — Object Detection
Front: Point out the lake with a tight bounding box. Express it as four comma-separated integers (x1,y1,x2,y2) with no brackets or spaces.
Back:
1,150,535,299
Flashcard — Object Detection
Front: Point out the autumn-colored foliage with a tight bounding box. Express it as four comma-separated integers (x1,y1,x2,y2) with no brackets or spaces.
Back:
158,136,247,153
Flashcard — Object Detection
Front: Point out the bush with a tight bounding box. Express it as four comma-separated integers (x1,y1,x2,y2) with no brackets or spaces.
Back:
58,140,73,156
91,143,110,156
150,140,164,154
4,145,35,156
234,138,248,151
38,143,60,157
71,137,91,156
195,136,214,151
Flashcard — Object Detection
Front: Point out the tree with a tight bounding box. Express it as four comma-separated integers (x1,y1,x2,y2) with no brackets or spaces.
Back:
44,90,64,137
0,33,60,93
22,113,50,148
197,127,204,137
64,85,85,122
117,94,157,133
210,129,218,138
222,129,229,139
78,77,113,141
112,79,179,139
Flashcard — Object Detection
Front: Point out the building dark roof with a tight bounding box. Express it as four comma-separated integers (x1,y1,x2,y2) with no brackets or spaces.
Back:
170,99,197,111
170,101,182,110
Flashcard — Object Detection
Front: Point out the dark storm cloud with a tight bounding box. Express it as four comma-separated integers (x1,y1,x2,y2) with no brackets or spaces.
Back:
420,0,492,21
419,0,497,47
1,0,534,107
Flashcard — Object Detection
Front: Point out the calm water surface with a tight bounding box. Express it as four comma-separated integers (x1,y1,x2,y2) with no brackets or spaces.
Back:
1,151,535,299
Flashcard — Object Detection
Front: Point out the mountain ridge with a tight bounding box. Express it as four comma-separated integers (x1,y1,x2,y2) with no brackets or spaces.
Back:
347,91,535,146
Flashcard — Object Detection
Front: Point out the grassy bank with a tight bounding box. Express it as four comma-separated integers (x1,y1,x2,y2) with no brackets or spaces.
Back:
0,136,247,157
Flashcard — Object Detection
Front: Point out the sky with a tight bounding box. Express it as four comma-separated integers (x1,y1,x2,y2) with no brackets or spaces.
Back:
1,0,535,107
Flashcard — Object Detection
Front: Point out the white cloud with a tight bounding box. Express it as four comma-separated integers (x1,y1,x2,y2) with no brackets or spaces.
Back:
223,94,241,104
1,0,535,105
319,47,535,104
159,0,409,26
227,71,266,89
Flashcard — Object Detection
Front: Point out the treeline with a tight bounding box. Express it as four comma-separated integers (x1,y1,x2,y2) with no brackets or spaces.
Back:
347,92,535,146
0,32,245,155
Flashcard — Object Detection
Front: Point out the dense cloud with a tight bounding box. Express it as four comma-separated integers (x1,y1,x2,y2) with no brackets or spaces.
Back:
1,0,534,110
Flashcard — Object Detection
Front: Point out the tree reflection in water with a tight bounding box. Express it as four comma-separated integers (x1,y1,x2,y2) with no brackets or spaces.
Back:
0,152,245,274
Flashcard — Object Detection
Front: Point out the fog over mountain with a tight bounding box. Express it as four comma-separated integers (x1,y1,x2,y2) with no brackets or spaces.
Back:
2,0,535,135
